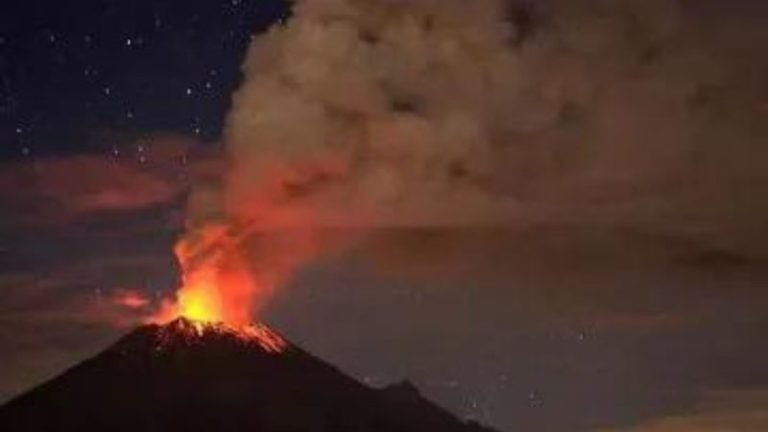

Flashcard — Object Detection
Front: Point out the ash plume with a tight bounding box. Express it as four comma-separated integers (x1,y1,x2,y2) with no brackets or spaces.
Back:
171,0,768,320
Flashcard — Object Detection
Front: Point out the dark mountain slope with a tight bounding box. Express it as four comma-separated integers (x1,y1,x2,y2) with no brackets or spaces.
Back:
0,318,496,432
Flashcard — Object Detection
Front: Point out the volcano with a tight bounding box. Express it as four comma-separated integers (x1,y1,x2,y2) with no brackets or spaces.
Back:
0,318,496,432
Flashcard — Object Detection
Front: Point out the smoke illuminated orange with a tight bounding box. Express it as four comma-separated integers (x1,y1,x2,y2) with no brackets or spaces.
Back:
151,225,257,325
149,156,347,328
113,289,151,310
150,217,320,328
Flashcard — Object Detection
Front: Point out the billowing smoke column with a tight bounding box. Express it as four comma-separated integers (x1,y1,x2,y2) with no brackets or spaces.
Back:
159,0,767,325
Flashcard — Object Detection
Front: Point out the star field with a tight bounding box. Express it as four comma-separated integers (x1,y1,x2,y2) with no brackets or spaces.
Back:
0,0,288,159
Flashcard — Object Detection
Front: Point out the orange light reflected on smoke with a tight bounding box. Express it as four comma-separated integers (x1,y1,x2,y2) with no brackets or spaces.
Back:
150,222,320,327
151,226,251,325
113,289,152,310
149,156,352,328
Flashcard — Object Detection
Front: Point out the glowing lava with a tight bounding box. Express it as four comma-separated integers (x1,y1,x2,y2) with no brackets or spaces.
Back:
151,259,229,325
154,317,288,354
149,230,289,353
152,225,265,327
174,268,225,324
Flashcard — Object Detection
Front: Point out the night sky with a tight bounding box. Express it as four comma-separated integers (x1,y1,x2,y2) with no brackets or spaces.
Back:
1,1,768,431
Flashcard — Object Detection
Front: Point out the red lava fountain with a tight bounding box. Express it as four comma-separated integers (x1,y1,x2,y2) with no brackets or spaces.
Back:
152,226,267,327
147,225,296,353
153,229,242,326
149,211,320,350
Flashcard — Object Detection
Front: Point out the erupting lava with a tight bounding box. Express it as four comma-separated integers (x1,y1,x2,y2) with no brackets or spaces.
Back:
154,317,288,354
149,238,289,353
152,226,266,327
148,222,312,356
172,267,226,323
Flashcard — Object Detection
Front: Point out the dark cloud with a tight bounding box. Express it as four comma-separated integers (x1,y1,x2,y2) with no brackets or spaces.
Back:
602,390,768,431
0,134,210,227
0,170,183,401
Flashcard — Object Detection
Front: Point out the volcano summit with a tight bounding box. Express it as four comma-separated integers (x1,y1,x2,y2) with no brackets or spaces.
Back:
0,318,496,432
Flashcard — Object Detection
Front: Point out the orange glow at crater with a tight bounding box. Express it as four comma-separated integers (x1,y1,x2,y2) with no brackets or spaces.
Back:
150,217,320,329
174,270,225,323
152,225,262,327
149,158,345,329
